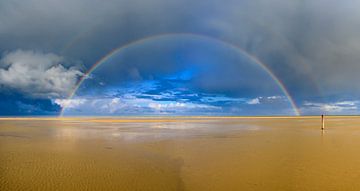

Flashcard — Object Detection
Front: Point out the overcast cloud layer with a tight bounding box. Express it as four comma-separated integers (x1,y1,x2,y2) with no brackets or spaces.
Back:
1,0,360,115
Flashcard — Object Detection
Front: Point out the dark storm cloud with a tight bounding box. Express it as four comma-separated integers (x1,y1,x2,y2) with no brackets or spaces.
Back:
2,0,359,98
0,0,209,55
1,0,360,115
208,0,360,100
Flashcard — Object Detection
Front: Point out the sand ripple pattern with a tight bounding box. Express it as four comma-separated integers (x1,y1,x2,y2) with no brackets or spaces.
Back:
2,117,360,190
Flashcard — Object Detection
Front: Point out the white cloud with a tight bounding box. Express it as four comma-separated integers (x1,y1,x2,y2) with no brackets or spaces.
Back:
56,95,221,115
200,96,245,103
148,102,218,111
301,100,359,114
267,96,284,100
54,98,86,109
334,101,357,106
247,98,260,105
0,50,83,98
246,96,286,105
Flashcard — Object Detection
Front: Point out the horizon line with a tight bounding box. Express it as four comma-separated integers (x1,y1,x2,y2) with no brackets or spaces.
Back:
0,115,359,121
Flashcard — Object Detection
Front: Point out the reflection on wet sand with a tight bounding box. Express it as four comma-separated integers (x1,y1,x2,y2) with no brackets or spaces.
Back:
2,116,360,190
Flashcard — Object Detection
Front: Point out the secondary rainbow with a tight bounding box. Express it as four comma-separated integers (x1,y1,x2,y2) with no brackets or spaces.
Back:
60,33,301,116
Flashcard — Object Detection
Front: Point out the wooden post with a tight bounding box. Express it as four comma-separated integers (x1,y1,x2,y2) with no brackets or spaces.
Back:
321,115,325,130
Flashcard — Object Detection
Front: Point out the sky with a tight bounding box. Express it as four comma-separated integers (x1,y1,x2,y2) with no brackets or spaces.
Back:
1,0,360,116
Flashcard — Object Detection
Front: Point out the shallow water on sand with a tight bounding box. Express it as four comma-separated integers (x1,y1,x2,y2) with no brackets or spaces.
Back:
2,116,360,190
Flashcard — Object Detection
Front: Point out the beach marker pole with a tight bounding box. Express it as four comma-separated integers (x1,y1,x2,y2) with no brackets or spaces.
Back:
321,115,325,130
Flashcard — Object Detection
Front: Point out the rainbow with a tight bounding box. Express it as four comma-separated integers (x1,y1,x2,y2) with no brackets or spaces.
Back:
60,33,301,116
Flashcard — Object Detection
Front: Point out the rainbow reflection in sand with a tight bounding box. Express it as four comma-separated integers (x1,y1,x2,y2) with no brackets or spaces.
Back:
1,116,360,190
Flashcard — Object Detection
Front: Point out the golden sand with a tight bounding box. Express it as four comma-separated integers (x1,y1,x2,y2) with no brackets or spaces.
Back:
1,116,360,190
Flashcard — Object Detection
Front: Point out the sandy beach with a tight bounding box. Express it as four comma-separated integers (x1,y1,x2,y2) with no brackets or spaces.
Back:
2,116,360,190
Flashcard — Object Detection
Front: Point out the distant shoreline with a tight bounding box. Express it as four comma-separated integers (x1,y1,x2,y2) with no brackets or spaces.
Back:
1,115,360,121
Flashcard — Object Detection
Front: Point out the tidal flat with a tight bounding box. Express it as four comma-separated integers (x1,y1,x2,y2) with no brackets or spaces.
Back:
1,116,360,190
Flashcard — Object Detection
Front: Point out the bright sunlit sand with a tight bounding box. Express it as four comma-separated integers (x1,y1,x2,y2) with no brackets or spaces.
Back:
2,116,360,190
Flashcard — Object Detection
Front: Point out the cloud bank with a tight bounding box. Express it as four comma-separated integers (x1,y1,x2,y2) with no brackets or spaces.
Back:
0,50,83,98
301,100,359,115
55,96,221,116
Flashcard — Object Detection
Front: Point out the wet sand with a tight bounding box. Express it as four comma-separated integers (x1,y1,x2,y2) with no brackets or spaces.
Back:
2,116,360,190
